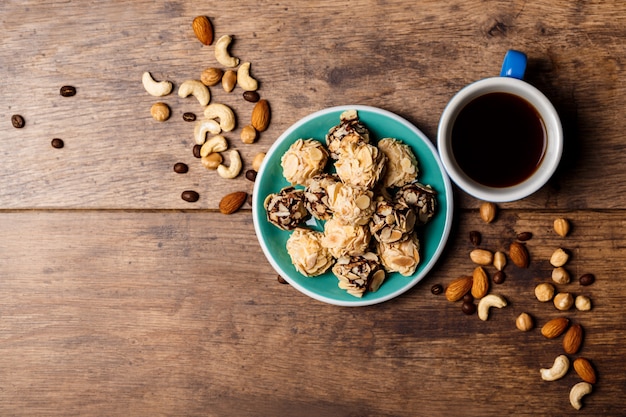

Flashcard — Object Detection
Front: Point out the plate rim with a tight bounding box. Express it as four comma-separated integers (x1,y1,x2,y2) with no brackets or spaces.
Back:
252,104,454,306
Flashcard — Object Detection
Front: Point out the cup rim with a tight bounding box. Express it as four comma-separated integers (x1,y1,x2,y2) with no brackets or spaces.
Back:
437,77,563,202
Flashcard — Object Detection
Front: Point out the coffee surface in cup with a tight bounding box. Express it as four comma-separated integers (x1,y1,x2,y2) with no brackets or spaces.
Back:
451,92,546,188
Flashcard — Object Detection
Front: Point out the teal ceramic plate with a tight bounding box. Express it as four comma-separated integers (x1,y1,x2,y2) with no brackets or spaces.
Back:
252,105,453,306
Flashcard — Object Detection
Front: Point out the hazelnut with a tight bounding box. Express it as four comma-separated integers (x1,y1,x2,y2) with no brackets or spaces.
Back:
575,295,592,311
550,248,570,267
150,102,170,121
551,267,571,284
516,312,534,331
535,282,555,302
201,152,223,170
240,125,257,144
553,292,574,311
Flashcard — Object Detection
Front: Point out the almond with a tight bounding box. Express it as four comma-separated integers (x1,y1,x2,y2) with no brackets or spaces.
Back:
541,317,570,339
192,16,213,45
471,266,489,298
251,99,270,132
219,191,247,214
509,241,529,268
573,357,597,384
563,323,583,354
445,276,473,302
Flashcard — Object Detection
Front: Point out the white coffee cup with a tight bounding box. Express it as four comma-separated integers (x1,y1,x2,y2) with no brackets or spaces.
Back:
437,50,563,202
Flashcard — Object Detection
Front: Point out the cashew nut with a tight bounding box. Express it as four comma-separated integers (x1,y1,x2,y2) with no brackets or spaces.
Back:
217,150,242,179
200,135,228,157
142,71,173,97
203,103,236,132
569,382,592,410
236,62,258,91
194,119,222,145
215,35,239,68
540,354,569,381
178,80,210,106
477,293,507,321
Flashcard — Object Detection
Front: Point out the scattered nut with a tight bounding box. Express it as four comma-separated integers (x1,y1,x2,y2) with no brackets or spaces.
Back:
575,295,592,311
150,102,170,121
201,67,223,86
237,62,258,91
469,249,493,266
541,317,569,338
192,15,214,45
194,119,222,145
252,152,265,171
554,218,570,237
222,70,237,92
217,149,242,179
445,276,473,302
551,267,571,284
579,273,595,286
219,191,248,214
553,294,575,314
509,242,529,268
200,135,228,157
142,71,173,97
204,103,236,132
471,266,489,299
215,35,239,67
240,125,257,144
563,323,583,354
178,79,210,106
251,99,271,132
569,382,592,410
516,312,534,331
477,293,507,321
201,152,223,170
540,354,569,381
573,358,597,384
535,282,555,302
550,248,569,267
493,251,506,271
479,201,496,223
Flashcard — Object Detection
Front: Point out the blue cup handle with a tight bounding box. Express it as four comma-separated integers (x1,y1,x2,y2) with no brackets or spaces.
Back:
500,50,527,79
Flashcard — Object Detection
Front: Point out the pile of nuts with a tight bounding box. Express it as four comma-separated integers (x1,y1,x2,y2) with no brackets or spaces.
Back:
434,202,598,410
142,15,269,212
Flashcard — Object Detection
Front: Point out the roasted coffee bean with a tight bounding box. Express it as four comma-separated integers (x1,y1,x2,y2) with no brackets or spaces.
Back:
579,273,595,286
11,114,25,128
173,162,188,174
493,270,506,284
181,190,199,202
430,284,443,295
517,231,533,241
182,112,196,122
462,302,476,315
192,144,202,158
277,275,288,284
243,90,260,103
469,230,481,246
60,85,76,97
51,138,64,149
462,293,474,303
245,169,257,182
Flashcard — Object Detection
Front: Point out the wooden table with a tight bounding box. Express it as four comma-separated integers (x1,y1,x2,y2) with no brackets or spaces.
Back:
1,1,625,415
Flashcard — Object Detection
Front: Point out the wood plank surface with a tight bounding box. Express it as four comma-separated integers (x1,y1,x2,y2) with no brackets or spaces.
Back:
1,0,626,416
0,209,624,416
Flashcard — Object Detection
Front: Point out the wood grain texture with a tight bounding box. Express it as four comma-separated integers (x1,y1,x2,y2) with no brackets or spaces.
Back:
1,1,626,416
0,209,624,416
1,0,625,209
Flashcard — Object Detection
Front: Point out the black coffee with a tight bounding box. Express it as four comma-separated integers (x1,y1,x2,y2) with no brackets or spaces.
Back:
451,92,546,188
